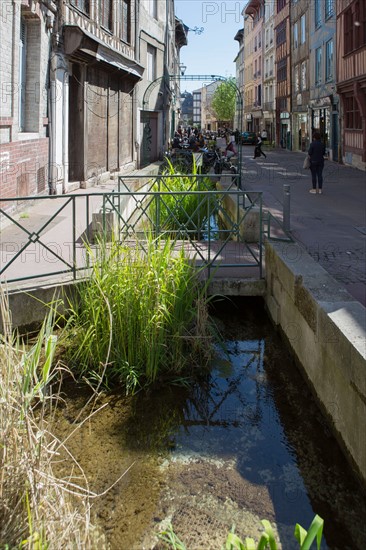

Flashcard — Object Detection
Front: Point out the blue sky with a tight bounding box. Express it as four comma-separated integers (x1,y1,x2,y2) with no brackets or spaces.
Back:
175,1,242,92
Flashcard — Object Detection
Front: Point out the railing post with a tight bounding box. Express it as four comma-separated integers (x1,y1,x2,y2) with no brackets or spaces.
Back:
283,184,291,233
72,196,76,279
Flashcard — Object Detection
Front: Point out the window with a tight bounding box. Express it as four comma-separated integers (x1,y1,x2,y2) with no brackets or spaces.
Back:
277,0,286,12
147,45,156,81
325,39,333,80
294,64,299,92
354,0,366,49
257,84,262,106
278,97,287,110
344,2,366,54
315,47,322,84
18,15,41,133
277,57,287,81
276,20,286,45
344,96,362,129
344,7,353,53
99,0,112,30
315,0,321,28
148,0,157,19
70,0,90,14
120,0,130,42
301,61,306,90
294,22,298,48
300,14,306,44
325,0,334,20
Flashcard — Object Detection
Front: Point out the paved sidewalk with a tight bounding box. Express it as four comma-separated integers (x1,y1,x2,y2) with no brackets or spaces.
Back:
240,147,366,307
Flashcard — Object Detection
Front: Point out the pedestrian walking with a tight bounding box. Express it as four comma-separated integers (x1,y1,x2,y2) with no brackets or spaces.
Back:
308,131,326,194
253,134,266,159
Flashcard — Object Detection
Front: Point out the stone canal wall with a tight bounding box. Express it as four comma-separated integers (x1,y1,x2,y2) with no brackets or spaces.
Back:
265,240,366,484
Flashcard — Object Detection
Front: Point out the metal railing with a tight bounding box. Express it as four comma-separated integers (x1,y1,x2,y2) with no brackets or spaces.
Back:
0,174,265,285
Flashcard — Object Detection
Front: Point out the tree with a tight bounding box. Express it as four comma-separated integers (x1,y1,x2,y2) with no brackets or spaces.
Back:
211,78,237,126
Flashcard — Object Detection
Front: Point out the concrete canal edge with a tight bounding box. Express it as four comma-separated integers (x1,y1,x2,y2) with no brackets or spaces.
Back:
1,241,365,486
265,240,366,486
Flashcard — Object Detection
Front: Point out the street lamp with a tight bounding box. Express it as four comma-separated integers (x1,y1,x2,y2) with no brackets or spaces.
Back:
179,63,187,76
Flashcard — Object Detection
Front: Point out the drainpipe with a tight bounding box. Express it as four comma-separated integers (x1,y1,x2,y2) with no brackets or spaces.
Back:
62,70,69,193
49,58,57,194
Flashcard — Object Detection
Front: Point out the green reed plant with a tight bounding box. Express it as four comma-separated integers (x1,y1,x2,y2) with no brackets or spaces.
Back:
0,287,100,549
152,157,215,235
158,515,324,550
224,515,324,550
61,234,212,391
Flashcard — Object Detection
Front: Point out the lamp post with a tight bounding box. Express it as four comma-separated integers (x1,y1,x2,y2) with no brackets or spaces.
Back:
179,63,187,76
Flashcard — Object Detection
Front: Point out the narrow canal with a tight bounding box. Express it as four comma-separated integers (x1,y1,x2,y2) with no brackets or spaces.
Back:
54,297,366,549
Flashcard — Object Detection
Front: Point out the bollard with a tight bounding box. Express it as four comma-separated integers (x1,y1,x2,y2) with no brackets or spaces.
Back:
283,184,291,233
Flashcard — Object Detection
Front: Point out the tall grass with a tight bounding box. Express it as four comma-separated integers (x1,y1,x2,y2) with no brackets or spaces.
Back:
61,234,212,392
0,287,102,548
152,157,216,236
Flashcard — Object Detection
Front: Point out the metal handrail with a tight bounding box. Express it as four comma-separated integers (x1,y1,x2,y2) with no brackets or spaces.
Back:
0,177,264,284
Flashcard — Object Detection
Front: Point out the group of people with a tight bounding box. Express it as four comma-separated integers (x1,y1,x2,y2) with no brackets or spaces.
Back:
171,126,238,158
172,125,326,194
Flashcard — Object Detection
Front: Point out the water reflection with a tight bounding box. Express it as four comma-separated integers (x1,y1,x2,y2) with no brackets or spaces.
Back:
171,340,314,543
132,297,365,549
61,298,365,549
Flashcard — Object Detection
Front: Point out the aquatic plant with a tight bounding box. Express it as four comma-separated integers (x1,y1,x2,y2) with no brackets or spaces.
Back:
61,234,212,391
157,515,324,550
158,522,187,550
0,287,102,549
224,515,324,549
152,157,216,236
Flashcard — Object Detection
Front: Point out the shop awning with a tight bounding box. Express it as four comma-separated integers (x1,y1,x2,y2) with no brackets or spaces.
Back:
63,25,144,80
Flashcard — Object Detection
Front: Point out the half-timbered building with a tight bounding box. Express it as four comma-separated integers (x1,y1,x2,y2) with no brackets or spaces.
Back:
336,0,366,170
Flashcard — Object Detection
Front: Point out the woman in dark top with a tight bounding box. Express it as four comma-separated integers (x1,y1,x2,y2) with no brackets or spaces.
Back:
308,131,326,194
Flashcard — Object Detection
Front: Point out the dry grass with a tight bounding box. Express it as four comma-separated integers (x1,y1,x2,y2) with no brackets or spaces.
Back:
0,287,106,549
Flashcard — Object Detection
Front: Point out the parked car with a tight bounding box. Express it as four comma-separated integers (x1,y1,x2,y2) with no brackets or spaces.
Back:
241,132,257,145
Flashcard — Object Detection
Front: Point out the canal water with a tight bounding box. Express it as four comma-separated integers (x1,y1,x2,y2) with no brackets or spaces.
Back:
54,297,366,549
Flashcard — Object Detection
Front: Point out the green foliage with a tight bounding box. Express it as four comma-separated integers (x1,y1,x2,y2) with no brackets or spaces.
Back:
225,520,277,550
294,515,324,550
158,522,187,550
211,78,237,124
152,158,215,236
159,515,324,550
61,235,212,391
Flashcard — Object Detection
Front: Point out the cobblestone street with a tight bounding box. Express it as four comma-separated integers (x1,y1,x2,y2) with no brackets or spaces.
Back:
241,147,366,306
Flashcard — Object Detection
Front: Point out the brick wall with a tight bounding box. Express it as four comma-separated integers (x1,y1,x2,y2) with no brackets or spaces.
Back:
0,138,49,199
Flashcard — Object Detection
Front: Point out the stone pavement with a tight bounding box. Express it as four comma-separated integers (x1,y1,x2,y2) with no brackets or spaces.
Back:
240,146,366,307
